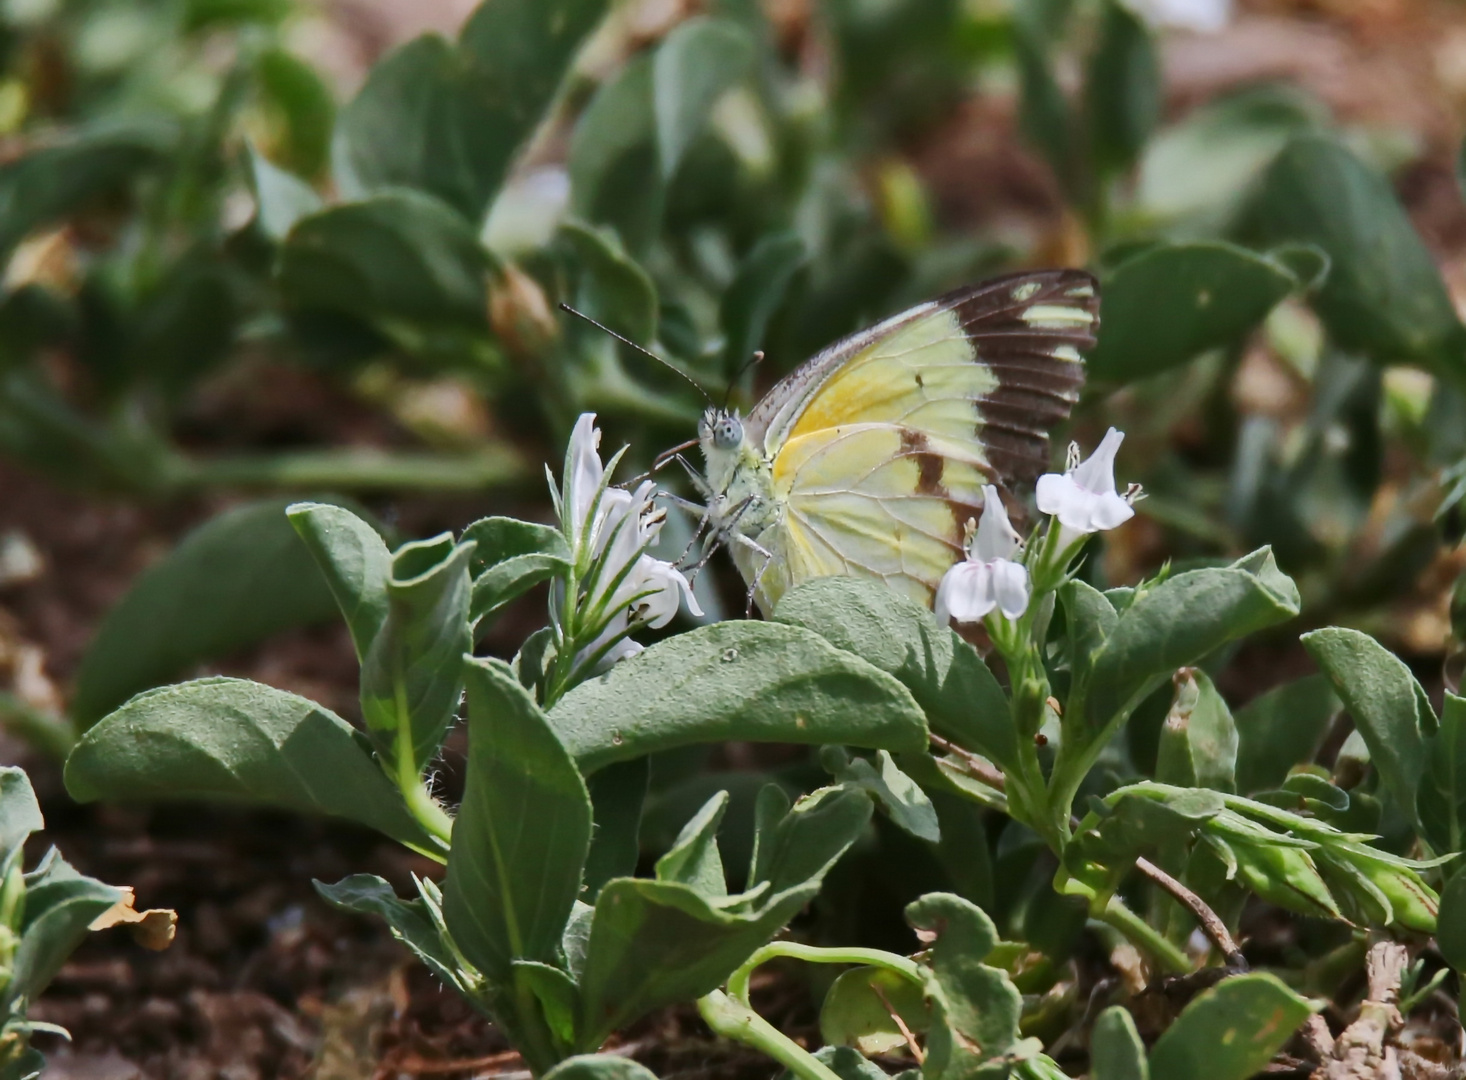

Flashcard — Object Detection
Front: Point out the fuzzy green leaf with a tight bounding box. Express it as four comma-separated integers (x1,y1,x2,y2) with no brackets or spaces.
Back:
71,498,345,728
1302,626,1434,833
1090,242,1305,382
1147,973,1316,1080
774,577,1011,770
1418,692,1466,856
1155,668,1237,792
1241,135,1466,379
1233,674,1339,794
65,678,438,851
654,17,754,180
559,220,658,345
549,621,929,774
1091,1006,1148,1080
1086,549,1300,728
442,657,593,984
287,501,393,661
359,535,475,771
7,855,123,1008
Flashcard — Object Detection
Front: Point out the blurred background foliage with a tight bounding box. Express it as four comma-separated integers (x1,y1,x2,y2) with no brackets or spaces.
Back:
2,0,1466,972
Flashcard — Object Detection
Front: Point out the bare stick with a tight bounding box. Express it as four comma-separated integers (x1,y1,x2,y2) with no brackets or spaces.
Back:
872,984,925,1065
1133,856,1246,971
928,733,1007,792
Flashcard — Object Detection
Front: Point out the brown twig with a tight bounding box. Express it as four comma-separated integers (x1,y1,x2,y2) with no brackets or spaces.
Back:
928,733,1007,791
872,983,925,1065
1134,856,1247,971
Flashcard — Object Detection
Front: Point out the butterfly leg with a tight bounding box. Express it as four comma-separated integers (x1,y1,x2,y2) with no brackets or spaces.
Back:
684,495,756,586
730,532,775,618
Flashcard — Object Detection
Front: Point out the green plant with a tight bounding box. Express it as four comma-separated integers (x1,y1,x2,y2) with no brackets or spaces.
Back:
64,412,1454,1077
0,765,170,1078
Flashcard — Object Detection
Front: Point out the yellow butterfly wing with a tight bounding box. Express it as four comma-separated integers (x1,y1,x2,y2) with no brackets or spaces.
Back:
743,269,1098,612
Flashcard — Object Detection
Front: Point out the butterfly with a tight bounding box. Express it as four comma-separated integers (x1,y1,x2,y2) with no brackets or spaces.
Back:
687,268,1100,617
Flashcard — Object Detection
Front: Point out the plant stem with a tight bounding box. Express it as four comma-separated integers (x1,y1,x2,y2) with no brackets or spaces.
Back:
169,446,529,493
726,942,926,1007
697,991,844,1080
1135,856,1245,969
393,718,453,848
0,693,77,760
1098,896,1191,975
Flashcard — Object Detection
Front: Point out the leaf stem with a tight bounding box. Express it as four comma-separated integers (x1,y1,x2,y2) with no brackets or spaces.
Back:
697,990,845,1080
726,942,926,1007
1097,895,1191,975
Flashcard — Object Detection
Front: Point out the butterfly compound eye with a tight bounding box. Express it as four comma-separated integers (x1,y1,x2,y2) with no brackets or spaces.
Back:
713,414,743,449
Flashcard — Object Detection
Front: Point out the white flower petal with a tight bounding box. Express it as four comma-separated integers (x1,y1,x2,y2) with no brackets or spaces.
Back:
973,485,1021,563
935,561,997,625
990,560,1031,620
1071,427,1124,495
567,413,603,532
1036,428,1136,535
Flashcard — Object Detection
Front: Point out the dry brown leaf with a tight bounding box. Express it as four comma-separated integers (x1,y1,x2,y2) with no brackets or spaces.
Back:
89,887,177,951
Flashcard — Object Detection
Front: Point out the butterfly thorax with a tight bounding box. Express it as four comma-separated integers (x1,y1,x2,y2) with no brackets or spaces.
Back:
698,408,781,539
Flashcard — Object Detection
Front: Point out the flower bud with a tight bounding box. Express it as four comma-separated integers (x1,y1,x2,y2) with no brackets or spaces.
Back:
488,263,559,362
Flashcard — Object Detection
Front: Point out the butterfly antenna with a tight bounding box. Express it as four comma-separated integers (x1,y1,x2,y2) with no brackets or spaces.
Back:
559,302,713,406
722,350,765,411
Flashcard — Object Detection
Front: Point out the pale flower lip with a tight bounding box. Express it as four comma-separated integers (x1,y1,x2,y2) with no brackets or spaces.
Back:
1035,428,1136,535
1120,0,1231,32
935,486,1030,625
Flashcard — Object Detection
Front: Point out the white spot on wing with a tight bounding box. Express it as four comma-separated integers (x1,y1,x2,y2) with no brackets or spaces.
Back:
1012,282,1041,302
1021,303,1095,328
1052,345,1083,363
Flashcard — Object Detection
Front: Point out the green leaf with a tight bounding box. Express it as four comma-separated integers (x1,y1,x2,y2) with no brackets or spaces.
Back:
720,232,805,372
1241,135,1466,379
513,960,581,1048
1154,668,1237,792
314,874,466,993
543,1056,661,1080
774,577,1012,770
1090,242,1303,382
1418,692,1466,855
1090,1006,1147,1080
287,501,393,661
653,17,754,180
578,787,870,1049
70,499,344,728
568,54,660,254
1069,785,1224,884
583,757,650,901
1147,973,1316,1080
254,47,336,179
1086,549,1300,727
64,677,436,851
655,791,728,898
822,747,939,843
820,966,930,1055
1436,867,1466,971
1233,674,1339,794
0,767,43,855
461,516,570,629
549,621,929,774
559,220,659,345
1086,0,1159,176
442,657,592,984
336,0,606,220
1301,626,1434,833
0,123,170,258
905,893,1021,1076
246,145,322,243
1013,24,1078,205
359,534,475,772
8,855,122,1007
277,191,492,355
778,1047,889,1080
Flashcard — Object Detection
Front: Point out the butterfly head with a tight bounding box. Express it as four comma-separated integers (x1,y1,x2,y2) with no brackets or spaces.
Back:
698,407,756,494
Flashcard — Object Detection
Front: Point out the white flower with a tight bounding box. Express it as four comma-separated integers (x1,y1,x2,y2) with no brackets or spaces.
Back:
1120,0,1231,32
563,412,606,554
1036,428,1136,535
555,418,701,667
935,486,1031,625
